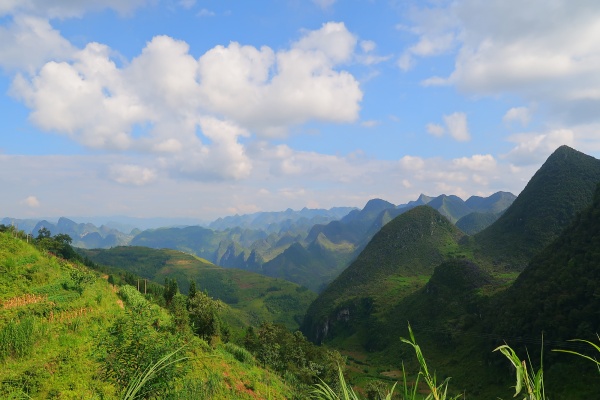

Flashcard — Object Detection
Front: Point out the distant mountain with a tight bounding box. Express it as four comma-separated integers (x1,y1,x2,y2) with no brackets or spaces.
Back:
474,145,600,269
465,191,516,214
427,194,473,223
79,246,316,330
25,217,132,248
455,211,500,235
208,207,355,232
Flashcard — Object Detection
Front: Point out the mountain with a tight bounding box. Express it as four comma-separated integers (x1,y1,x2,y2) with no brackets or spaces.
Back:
301,206,466,343
28,217,132,248
491,182,600,342
473,145,600,269
299,146,600,399
465,191,516,213
79,246,316,330
426,194,473,223
455,211,500,235
209,207,354,232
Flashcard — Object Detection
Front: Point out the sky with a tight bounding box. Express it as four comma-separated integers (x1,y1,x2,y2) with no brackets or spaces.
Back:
1,0,600,222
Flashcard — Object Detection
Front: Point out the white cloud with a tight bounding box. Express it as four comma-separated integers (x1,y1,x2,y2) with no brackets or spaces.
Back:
0,15,76,72
443,112,470,141
503,107,531,127
197,22,362,136
11,23,363,181
453,154,496,171
397,5,459,71
426,123,445,137
109,164,157,186
503,129,575,166
405,0,600,125
360,40,376,53
294,21,356,64
427,112,470,141
399,155,425,170
22,195,40,208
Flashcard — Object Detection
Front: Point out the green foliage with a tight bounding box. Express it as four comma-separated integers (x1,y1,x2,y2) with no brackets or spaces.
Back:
223,342,255,365
187,291,223,342
122,346,188,400
0,317,36,361
244,322,345,391
494,344,546,400
554,334,600,374
400,324,460,400
99,293,187,398
163,277,178,306
80,246,317,330
303,206,465,343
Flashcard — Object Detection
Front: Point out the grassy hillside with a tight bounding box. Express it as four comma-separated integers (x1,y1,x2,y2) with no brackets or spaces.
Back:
302,206,466,343
79,246,316,331
473,145,600,269
0,230,296,399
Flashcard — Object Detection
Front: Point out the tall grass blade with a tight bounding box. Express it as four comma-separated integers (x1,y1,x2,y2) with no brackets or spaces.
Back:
122,346,188,400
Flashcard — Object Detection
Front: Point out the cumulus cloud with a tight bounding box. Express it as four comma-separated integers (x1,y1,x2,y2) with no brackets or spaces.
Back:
443,112,470,141
11,23,363,181
0,15,76,72
503,107,531,127
399,155,425,170
426,123,445,137
405,0,600,126
397,6,459,71
503,129,575,166
426,112,470,141
22,195,40,208
109,164,157,186
453,154,496,171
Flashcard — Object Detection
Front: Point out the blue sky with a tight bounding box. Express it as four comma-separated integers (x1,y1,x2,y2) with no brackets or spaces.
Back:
1,0,599,221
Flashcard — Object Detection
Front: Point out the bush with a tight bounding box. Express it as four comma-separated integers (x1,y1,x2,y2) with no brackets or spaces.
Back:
223,342,255,365
0,317,36,361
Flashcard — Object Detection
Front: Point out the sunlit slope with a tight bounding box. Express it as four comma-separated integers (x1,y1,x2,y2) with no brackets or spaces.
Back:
80,246,316,330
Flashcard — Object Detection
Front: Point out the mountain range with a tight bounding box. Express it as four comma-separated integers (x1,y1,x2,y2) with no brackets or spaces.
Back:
300,145,600,398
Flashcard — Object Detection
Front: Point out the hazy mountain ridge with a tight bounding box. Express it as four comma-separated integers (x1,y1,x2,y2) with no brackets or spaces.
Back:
209,206,355,232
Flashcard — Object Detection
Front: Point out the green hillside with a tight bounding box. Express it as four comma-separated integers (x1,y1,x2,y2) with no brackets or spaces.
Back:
455,211,499,235
492,182,600,342
298,146,600,399
79,246,316,330
473,145,600,269
0,229,297,399
301,206,465,343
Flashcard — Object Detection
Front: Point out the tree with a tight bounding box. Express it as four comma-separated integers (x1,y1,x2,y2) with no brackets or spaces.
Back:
187,280,197,309
187,291,222,342
164,278,179,306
